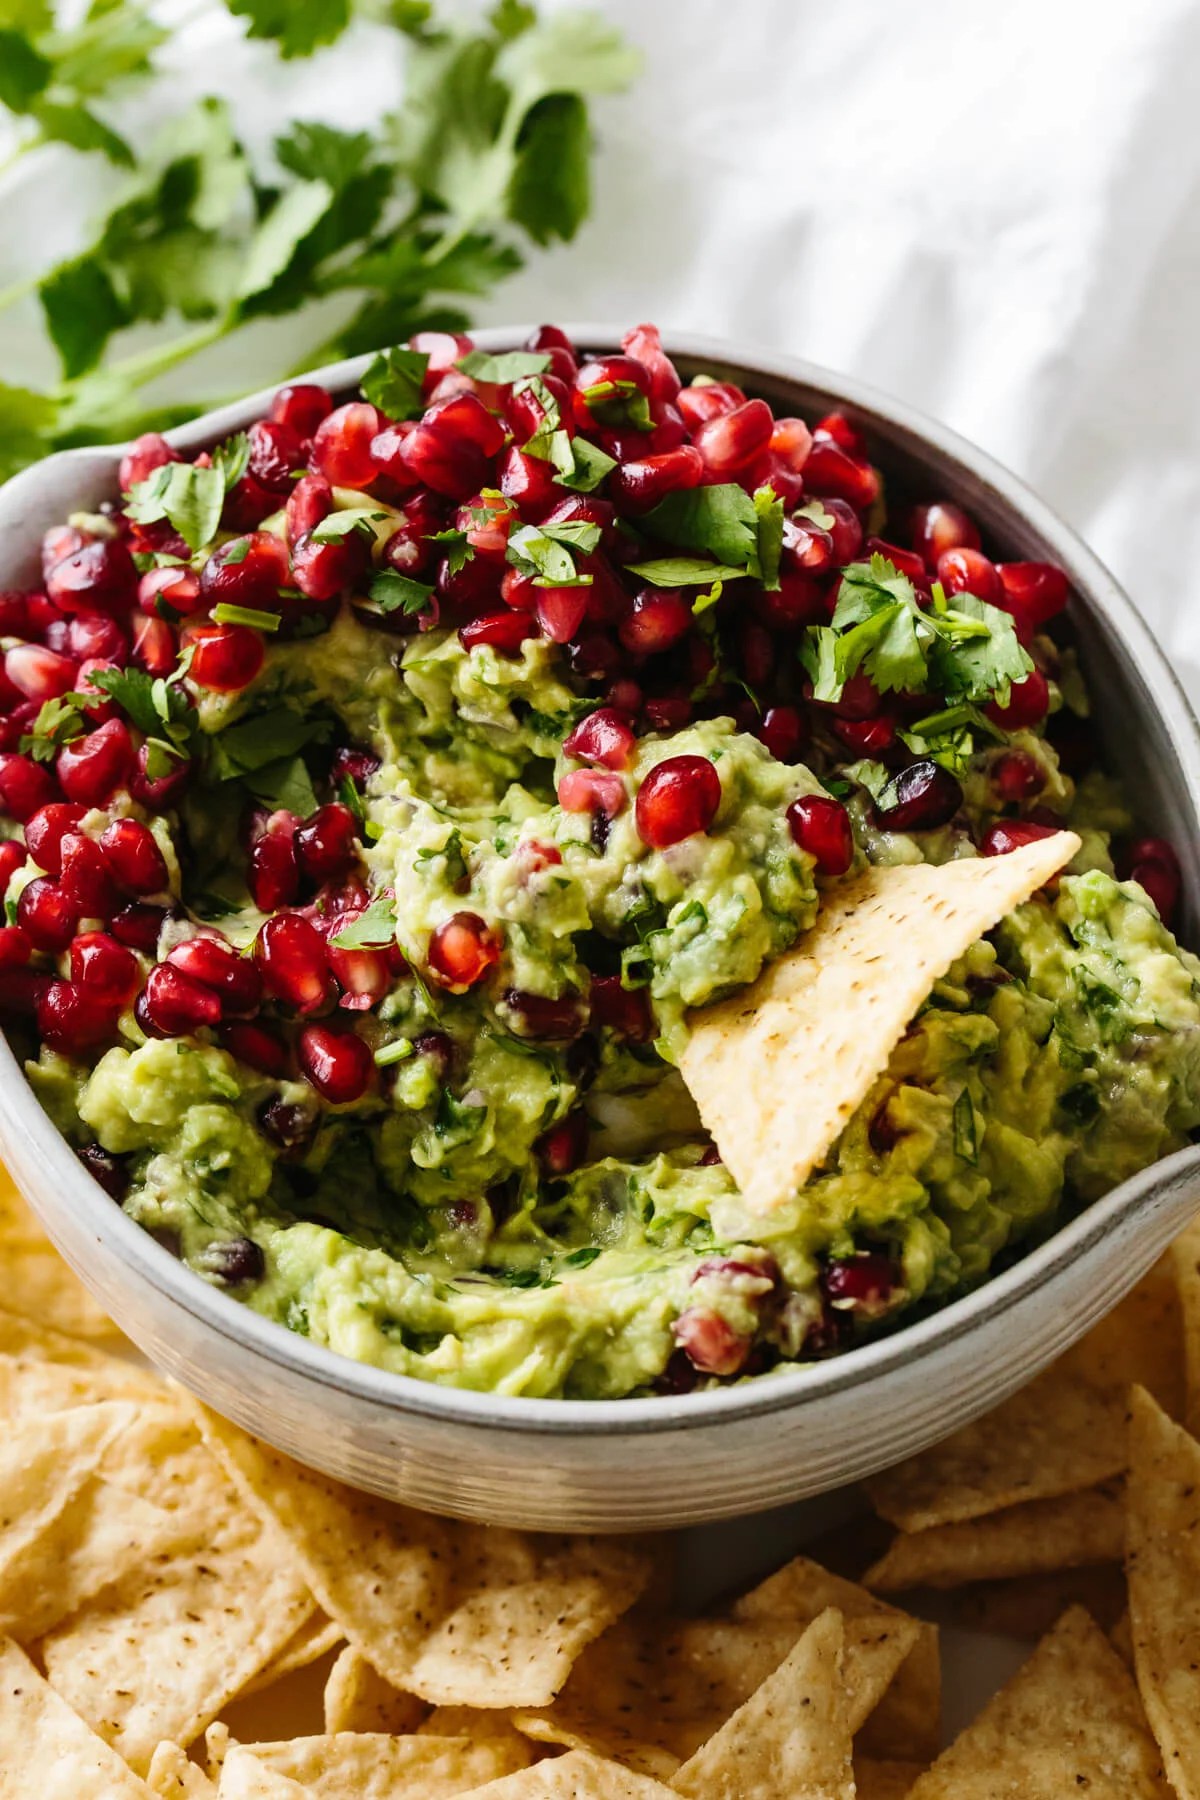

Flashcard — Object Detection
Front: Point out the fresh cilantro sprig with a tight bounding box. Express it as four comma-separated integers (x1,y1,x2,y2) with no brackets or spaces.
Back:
801,555,1032,710
0,3,640,477
506,520,600,586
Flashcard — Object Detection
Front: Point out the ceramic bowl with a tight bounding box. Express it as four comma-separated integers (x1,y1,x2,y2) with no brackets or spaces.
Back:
1,328,1198,1532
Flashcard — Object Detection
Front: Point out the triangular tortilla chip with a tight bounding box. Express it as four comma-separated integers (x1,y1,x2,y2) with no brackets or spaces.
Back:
1127,1385,1200,1798
681,831,1078,1210
323,1645,426,1734
865,1482,1125,1592
195,1407,649,1707
147,1740,217,1797
0,1400,137,1587
452,1749,679,1797
671,1608,854,1800
214,1749,312,1798
905,1606,1168,1798
0,1305,167,1415
0,1166,121,1340
868,1257,1183,1531
244,1732,531,1797
0,1634,153,1798
731,1551,939,1760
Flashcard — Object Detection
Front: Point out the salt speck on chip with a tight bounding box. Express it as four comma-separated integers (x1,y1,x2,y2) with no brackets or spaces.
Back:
680,831,1080,1212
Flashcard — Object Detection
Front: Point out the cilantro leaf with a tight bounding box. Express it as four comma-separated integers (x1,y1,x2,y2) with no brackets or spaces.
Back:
207,706,327,779
243,754,318,817
558,436,616,493
38,254,129,380
425,528,474,575
640,484,759,570
20,693,89,762
368,570,437,617
456,348,550,383
928,591,1031,705
332,895,398,949
507,519,600,584
508,92,591,244
624,557,749,588
310,508,389,545
124,461,226,553
90,665,194,749
753,485,784,591
360,346,430,419
226,0,351,59
0,28,50,110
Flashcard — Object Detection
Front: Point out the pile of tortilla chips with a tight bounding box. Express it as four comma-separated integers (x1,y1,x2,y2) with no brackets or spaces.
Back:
4,1174,1200,1797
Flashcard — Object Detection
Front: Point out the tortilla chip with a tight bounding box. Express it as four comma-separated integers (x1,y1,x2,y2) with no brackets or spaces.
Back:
0,1399,136,1584
680,831,1078,1210
420,1706,537,1766
195,1407,649,1707
245,1732,531,1797
868,1259,1182,1532
672,1607,854,1800
0,1304,166,1415
323,1644,427,1733
1169,1221,1200,1436
147,1741,217,1797
945,1562,1128,1641
855,1760,926,1800
0,1633,153,1798
904,1607,1167,1798
1112,1609,1135,1669
243,1615,344,1699
452,1749,679,1797
865,1482,1125,1592
213,1749,312,1798
731,1551,939,1760
515,1609,915,1778
0,1165,121,1339
1127,1385,1200,1798
40,1434,313,1774
0,1473,189,1642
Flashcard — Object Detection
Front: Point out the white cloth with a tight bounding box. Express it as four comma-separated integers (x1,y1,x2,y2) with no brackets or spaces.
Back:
3,0,1200,695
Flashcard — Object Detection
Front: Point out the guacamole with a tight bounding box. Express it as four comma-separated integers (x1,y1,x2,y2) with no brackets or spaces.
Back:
8,323,1198,1397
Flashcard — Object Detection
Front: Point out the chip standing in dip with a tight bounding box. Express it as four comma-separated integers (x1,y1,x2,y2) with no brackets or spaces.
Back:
2,320,1198,1400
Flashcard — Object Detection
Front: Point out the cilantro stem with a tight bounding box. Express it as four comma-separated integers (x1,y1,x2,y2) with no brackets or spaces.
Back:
0,272,42,317
0,129,46,186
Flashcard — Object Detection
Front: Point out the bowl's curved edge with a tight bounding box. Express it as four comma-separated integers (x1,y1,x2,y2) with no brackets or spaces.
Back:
2,327,1199,1527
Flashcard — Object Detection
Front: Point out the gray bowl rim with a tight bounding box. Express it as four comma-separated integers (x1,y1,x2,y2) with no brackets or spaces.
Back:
2,321,1199,1439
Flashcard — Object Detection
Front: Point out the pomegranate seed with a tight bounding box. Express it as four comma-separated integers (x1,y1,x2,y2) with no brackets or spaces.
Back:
367,422,416,486
270,383,332,442
331,747,379,788
514,839,562,876
866,539,929,589
822,1252,896,1311
0,840,24,893
809,670,881,722
435,549,500,615
221,472,277,532
410,330,474,393
693,399,774,476
71,931,139,1006
37,979,118,1052
802,440,879,510
247,419,305,495
536,1111,589,1176
787,794,854,875
831,716,897,758
769,416,815,472
41,524,88,580
249,824,300,912
635,756,721,849
323,923,389,1012
5,645,78,703
297,1022,374,1103
985,669,1049,731
875,760,963,830
310,402,385,489
59,832,118,916
404,395,506,501
753,572,828,631
132,614,177,676
535,587,589,644
295,804,358,885
979,819,1063,857
1131,858,1180,924
911,502,980,570
618,590,692,655
937,547,1002,604
572,355,652,430
221,1019,289,1077
673,1307,751,1377
620,322,680,404
254,912,333,1013
199,532,289,613
814,411,868,456
782,516,834,576
99,818,168,895
1128,835,1181,878
459,611,535,656
66,612,129,663
642,696,692,732
285,473,333,548
541,495,620,552
291,529,365,603
676,381,745,429
497,445,560,516
427,912,501,991
757,705,807,763
505,989,587,1041
0,923,29,968
992,750,1043,803
187,624,264,693
0,754,58,823
129,741,191,811
821,498,864,566
119,432,179,492
56,718,134,807
995,562,1070,637
45,539,136,615
136,962,222,1037
589,973,652,1040
609,447,704,514
564,708,637,771
558,769,626,817
505,373,575,443
17,876,80,951
168,935,261,1017
110,902,166,954
500,568,538,612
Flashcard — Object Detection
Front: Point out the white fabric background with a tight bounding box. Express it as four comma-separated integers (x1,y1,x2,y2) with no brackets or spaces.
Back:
3,0,1200,699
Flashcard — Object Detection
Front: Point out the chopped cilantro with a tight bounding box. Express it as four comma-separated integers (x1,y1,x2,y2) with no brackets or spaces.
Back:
211,604,281,632
367,570,437,617
507,519,600,585
374,1036,415,1067
624,557,747,588
360,346,430,419
561,1245,602,1268
640,483,760,570
578,378,653,432
952,1087,979,1165
557,435,616,493
332,894,398,949
425,528,474,575
753,485,784,591
19,692,90,762
456,349,551,383
124,461,226,553
310,508,388,545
